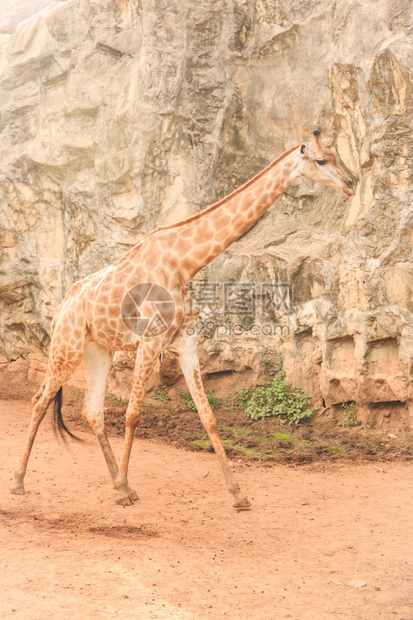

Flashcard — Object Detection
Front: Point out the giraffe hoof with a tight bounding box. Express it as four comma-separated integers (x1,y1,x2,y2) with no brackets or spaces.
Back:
115,487,139,506
10,481,25,495
233,497,252,510
116,496,134,506
128,489,139,502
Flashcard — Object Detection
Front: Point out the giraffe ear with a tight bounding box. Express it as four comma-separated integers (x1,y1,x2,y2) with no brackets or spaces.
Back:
300,144,306,154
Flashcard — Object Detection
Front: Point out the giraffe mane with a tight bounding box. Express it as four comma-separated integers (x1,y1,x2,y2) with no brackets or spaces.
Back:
149,144,300,235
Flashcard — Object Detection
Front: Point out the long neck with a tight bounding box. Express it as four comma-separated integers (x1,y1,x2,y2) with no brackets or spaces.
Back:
159,145,301,282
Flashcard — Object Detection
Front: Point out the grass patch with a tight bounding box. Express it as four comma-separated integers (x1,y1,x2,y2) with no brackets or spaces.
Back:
191,439,211,449
221,426,253,437
272,433,291,441
236,447,269,460
105,394,128,405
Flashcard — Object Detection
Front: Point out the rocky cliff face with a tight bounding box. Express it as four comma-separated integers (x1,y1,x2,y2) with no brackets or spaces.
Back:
0,0,412,428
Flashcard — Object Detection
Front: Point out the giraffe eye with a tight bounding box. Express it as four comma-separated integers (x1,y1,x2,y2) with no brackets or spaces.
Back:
316,159,327,165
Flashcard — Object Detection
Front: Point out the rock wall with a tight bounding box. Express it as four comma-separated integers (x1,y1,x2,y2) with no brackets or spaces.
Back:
0,0,412,427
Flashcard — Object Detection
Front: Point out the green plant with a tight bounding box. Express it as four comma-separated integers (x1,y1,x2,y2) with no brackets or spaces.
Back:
260,357,276,376
222,384,255,412
105,394,128,405
151,385,169,403
178,388,221,411
206,389,221,410
272,433,291,441
178,389,197,411
245,358,316,424
340,401,359,427
232,386,255,408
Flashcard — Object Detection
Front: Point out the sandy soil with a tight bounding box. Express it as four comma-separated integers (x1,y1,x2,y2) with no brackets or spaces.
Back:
1,399,412,620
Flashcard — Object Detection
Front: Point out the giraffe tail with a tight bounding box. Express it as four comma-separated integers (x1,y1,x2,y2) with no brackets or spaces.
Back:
53,387,83,442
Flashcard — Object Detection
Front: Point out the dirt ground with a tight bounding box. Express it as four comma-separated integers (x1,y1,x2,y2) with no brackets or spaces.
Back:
2,368,413,466
56,376,413,466
1,398,413,620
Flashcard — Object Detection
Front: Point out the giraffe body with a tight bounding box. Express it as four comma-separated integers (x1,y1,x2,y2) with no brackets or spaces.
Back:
10,132,354,508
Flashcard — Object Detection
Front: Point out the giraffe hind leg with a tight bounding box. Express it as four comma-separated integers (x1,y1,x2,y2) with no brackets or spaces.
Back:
80,341,139,503
11,314,88,496
31,381,45,406
10,364,80,495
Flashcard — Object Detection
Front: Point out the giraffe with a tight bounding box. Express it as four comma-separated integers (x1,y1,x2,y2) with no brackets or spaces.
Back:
10,130,355,509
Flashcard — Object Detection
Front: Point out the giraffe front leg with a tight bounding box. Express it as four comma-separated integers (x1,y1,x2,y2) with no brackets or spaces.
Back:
176,334,251,510
114,342,161,506
114,412,141,507
114,399,141,507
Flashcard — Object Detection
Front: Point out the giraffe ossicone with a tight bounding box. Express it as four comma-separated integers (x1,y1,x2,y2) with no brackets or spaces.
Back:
10,132,354,509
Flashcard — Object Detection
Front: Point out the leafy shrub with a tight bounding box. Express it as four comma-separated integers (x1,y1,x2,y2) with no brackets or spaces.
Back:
260,358,276,376
245,359,316,424
205,389,221,410
178,388,221,412
151,386,169,403
340,401,359,427
232,386,255,408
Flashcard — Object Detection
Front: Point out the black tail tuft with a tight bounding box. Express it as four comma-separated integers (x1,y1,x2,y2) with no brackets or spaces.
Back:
53,387,82,442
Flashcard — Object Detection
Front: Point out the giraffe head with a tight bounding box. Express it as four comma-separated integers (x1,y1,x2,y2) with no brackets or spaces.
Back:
297,130,355,196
